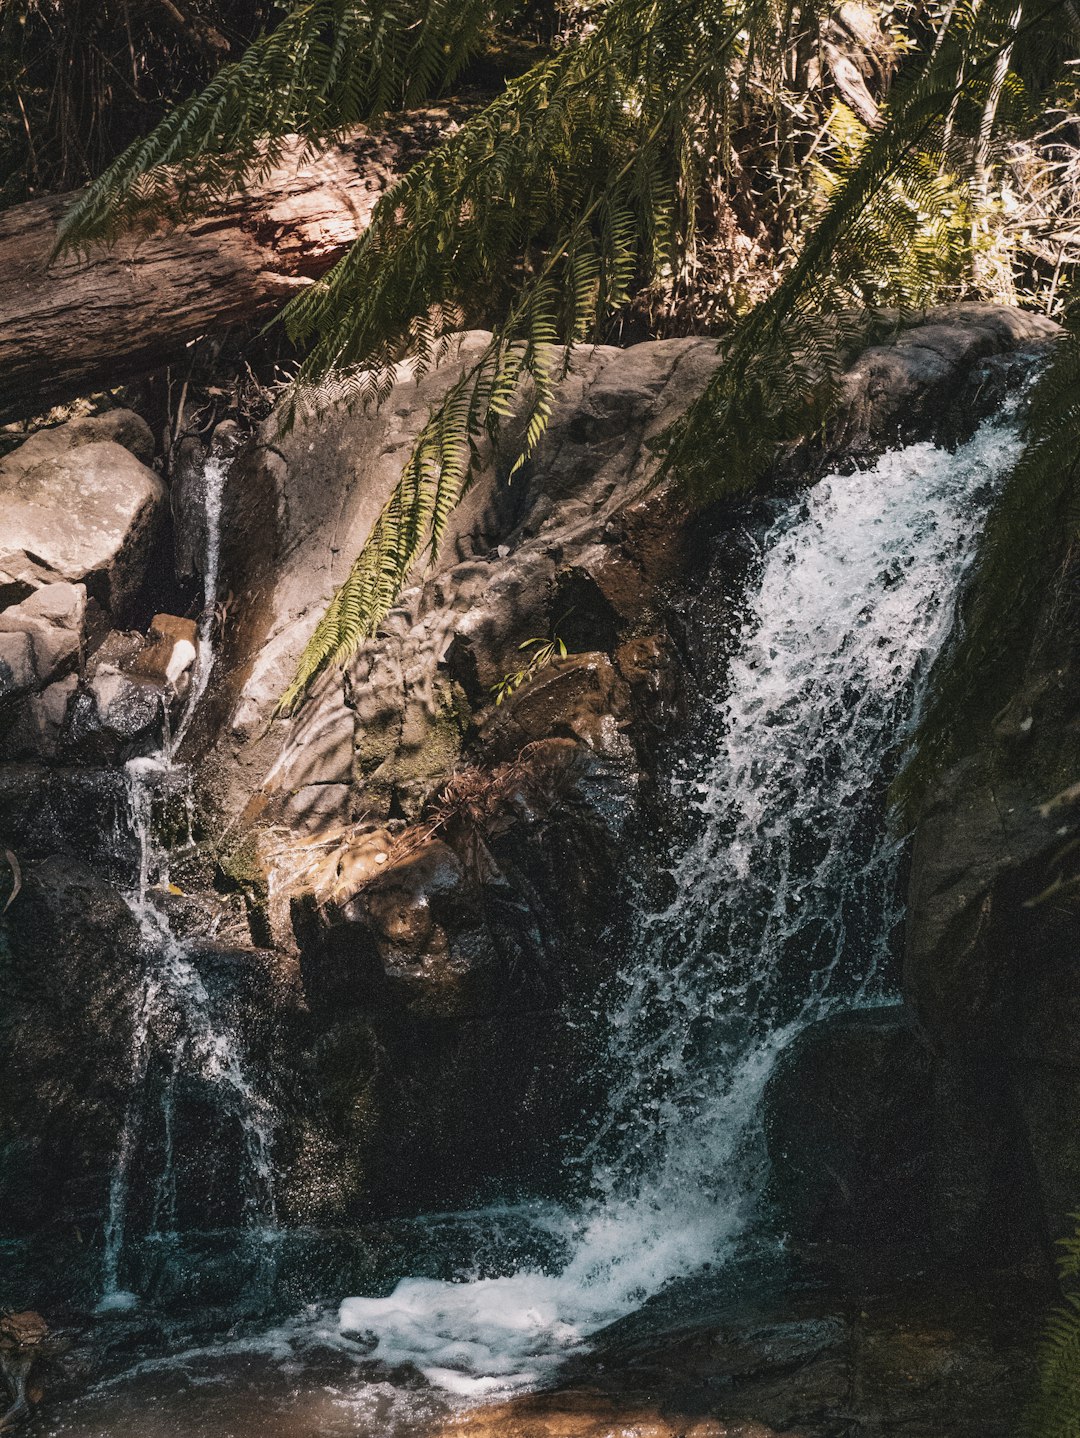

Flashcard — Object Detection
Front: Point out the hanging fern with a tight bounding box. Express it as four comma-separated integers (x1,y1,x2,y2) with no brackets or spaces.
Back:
281,0,1070,706
54,0,516,250
1023,1215,1080,1438
272,0,782,706
56,0,1077,712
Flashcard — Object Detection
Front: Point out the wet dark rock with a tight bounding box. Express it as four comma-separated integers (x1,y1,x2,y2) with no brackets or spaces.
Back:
59,669,166,763
340,840,499,1019
0,764,129,865
0,858,141,1239
902,486,1080,1254
0,674,78,760
444,1268,1045,1438
171,434,211,584
765,1007,933,1249
86,629,146,675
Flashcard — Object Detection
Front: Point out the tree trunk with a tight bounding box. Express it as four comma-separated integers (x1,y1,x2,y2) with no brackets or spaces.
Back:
0,108,462,425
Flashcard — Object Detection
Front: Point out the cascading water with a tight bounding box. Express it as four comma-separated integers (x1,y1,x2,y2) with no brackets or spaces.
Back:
98,452,277,1312
170,453,227,758
330,410,1024,1397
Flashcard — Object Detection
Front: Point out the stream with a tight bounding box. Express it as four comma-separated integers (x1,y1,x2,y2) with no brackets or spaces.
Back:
44,410,1021,1434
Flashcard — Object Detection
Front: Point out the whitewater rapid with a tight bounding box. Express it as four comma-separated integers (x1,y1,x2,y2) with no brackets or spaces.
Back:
334,414,1022,1395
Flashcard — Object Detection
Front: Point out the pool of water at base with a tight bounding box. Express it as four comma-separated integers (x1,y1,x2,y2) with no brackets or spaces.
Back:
42,1246,789,1438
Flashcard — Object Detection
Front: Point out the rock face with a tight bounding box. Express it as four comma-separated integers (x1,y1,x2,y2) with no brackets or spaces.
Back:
213,331,719,825
902,586,1080,1256
0,306,1069,1289
0,859,142,1237
186,305,1058,1226
765,1008,933,1249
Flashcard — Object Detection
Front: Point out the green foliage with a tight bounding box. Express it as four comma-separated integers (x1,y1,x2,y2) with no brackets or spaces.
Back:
491,632,569,705
56,0,1080,711
284,0,1070,705
55,0,513,250
1023,1215,1080,1438
272,0,836,704
659,1,1067,499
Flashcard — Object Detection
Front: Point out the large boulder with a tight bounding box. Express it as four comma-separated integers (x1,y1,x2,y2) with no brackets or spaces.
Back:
205,306,1057,839
0,411,164,619
0,583,85,699
186,305,1060,1226
210,331,720,831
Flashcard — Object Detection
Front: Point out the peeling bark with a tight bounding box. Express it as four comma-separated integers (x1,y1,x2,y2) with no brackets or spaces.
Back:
0,108,463,424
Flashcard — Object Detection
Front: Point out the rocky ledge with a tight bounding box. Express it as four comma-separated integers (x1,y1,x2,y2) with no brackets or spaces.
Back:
428,1265,1046,1438
0,302,1063,1289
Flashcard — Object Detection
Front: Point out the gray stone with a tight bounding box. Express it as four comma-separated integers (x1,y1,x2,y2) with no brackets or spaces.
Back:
60,667,165,760
0,631,36,704
0,674,77,760
0,430,166,619
0,410,154,474
0,581,85,687
90,668,164,737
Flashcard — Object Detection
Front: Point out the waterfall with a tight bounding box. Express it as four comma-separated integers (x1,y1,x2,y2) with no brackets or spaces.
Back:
333,412,1023,1393
98,451,276,1313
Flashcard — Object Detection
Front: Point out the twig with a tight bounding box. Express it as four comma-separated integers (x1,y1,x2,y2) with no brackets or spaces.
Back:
2,850,22,914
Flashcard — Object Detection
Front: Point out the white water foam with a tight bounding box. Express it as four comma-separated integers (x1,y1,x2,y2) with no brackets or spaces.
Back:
335,416,1023,1393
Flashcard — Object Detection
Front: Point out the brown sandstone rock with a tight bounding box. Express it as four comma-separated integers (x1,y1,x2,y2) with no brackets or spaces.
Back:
432,1390,785,1438
124,613,198,690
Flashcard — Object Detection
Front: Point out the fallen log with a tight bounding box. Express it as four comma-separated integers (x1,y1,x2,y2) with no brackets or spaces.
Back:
0,108,462,425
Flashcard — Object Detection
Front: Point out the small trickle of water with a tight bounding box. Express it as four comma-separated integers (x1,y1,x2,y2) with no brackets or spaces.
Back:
98,452,276,1313
169,453,228,758
332,413,1023,1393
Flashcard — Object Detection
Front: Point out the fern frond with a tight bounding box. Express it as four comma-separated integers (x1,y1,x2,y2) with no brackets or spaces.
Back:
1023,1210,1080,1438
279,0,771,705
657,0,1069,501
55,0,511,251
282,0,1073,710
